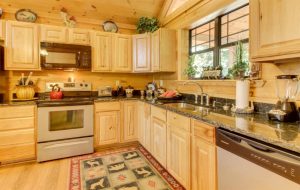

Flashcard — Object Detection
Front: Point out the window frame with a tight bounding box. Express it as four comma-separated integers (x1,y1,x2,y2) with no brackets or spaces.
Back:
189,4,249,69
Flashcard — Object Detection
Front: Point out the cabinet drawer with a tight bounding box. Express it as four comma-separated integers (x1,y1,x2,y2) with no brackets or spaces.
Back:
0,143,35,163
167,111,191,132
0,106,35,119
95,102,120,112
0,128,34,146
192,119,215,144
0,117,34,131
151,106,166,122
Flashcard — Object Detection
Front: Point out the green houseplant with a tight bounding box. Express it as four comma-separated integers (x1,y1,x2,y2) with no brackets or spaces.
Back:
184,55,199,79
228,41,249,80
136,17,159,34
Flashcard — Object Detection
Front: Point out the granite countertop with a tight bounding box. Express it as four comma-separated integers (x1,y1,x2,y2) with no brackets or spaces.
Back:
1,96,299,153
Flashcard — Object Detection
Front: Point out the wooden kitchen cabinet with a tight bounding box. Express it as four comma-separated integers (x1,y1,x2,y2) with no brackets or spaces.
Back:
137,102,151,151
191,119,216,190
133,33,151,72
122,101,138,142
92,32,112,72
68,28,91,45
167,111,191,189
0,20,5,40
0,105,36,164
40,25,68,43
5,21,40,70
151,28,176,72
95,111,120,146
250,0,300,61
151,106,167,167
113,34,132,72
94,102,121,147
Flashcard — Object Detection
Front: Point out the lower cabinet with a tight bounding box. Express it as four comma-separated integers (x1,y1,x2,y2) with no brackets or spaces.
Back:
95,111,120,146
122,101,138,142
192,119,217,190
167,111,191,189
137,101,151,151
0,105,36,164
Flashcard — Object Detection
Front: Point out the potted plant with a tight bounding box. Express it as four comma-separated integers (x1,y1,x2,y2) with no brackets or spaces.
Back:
136,17,159,34
184,55,199,79
228,41,250,111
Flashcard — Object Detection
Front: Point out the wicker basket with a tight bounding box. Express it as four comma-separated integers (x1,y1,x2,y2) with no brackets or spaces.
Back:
16,85,35,100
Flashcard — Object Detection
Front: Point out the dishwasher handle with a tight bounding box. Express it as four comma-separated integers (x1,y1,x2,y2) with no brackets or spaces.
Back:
217,128,300,185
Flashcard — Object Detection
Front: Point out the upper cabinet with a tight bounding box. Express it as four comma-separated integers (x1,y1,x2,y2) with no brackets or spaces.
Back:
40,25,68,43
151,28,177,72
0,20,5,40
92,32,112,72
250,0,300,62
133,33,151,72
5,21,40,70
40,25,90,45
133,28,177,72
112,34,132,72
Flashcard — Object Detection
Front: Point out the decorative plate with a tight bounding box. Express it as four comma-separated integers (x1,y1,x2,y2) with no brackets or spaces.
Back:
103,21,118,33
15,9,37,23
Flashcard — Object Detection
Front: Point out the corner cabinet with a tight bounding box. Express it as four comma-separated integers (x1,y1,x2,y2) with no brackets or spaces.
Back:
250,0,300,62
112,34,132,72
122,101,138,142
132,33,151,72
138,102,151,151
92,32,112,72
0,20,5,40
191,119,217,190
5,21,40,70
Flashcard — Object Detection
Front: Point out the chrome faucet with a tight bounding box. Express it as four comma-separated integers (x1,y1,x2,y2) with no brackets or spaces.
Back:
182,81,203,104
201,93,210,106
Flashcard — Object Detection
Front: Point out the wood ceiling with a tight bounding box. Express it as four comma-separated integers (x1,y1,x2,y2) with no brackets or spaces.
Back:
0,0,166,31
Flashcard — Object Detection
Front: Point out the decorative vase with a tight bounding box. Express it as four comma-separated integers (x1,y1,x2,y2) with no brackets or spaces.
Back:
16,85,35,100
236,80,250,109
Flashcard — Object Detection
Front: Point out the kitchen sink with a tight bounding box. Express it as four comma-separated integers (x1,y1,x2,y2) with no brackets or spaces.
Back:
166,102,209,112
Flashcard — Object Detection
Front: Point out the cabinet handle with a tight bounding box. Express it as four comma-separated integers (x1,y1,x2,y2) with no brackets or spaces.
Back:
109,126,113,130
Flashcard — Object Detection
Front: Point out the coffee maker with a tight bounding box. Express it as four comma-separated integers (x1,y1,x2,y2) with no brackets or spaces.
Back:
268,75,300,122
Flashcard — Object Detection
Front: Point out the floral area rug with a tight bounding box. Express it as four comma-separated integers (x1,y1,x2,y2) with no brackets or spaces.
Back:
69,146,185,190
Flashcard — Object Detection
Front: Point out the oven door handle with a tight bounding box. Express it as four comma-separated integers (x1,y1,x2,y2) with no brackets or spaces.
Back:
44,140,90,149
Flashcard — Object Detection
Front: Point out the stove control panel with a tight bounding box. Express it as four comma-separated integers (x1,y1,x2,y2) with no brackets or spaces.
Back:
45,82,92,92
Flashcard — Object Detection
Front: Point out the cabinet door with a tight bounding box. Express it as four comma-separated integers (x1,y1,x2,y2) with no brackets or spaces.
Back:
123,101,138,142
92,32,112,72
40,25,67,43
138,102,145,145
68,28,90,45
5,21,40,70
113,34,132,72
250,0,300,61
192,136,216,190
95,111,120,146
151,30,160,72
151,117,167,167
167,126,191,189
138,102,151,150
0,20,5,40
133,33,151,72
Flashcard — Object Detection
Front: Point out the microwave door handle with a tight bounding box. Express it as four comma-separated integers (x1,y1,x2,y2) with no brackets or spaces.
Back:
77,52,81,67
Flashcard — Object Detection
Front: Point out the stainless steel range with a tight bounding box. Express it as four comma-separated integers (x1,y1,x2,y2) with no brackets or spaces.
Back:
37,82,94,162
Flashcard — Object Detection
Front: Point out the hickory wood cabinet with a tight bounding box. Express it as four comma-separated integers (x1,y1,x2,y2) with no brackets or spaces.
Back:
92,32,132,72
0,105,36,164
137,101,151,151
0,20,5,40
5,21,40,70
191,119,217,190
122,101,138,142
94,102,121,146
133,28,177,72
40,25,90,45
167,111,191,189
150,106,167,167
250,0,300,62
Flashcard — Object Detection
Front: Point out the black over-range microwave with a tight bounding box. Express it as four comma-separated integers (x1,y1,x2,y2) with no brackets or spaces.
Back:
40,42,91,70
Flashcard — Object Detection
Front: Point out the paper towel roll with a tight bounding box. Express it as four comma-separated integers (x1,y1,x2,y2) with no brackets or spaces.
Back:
236,80,250,109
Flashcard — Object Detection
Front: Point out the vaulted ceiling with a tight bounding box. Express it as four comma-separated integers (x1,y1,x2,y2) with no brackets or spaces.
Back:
0,0,166,30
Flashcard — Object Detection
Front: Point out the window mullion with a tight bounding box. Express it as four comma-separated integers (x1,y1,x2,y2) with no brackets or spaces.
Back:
214,17,221,67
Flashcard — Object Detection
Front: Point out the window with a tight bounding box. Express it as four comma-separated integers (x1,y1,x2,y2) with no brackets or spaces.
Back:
189,5,249,79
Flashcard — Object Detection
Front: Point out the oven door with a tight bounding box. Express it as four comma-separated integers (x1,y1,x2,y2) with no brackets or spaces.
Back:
37,105,93,142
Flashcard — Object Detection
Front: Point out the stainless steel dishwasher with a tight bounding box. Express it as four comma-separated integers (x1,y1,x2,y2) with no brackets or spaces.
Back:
217,128,300,190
